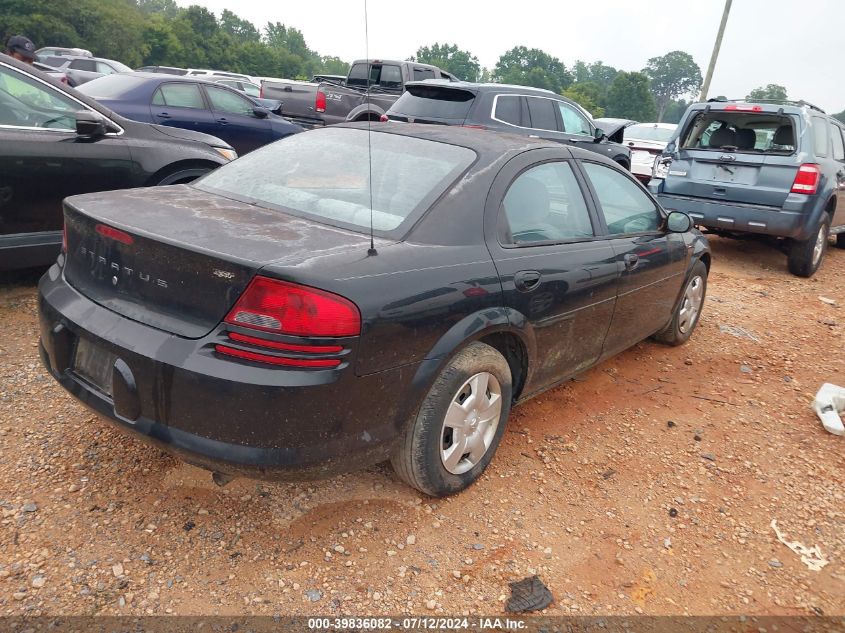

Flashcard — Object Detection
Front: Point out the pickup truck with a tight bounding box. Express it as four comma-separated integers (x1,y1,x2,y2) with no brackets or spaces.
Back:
260,59,455,128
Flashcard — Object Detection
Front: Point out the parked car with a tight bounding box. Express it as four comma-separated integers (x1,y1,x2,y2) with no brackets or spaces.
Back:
0,53,236,270
40,54,132,85
135,66,189,76
615,122,677,181
261,59,455,128
32,60,71,86
35,46,92,59
187,68,258,84
385,81,632,169
77,73,302,155
38,123,709,496
651,99,845,277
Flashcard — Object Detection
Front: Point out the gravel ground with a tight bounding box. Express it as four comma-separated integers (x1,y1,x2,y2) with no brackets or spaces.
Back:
0,236,843,617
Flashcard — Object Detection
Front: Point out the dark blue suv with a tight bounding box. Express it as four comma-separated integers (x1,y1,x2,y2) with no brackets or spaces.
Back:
650,99,845,277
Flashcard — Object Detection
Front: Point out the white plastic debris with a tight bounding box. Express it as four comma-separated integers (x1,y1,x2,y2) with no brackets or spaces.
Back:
770,520,829,572
812,383,845,436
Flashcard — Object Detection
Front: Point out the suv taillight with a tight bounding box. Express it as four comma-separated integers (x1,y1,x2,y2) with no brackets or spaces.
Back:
791,164,821,195
224,276,360,337
315,89,326,113
379,114,388,122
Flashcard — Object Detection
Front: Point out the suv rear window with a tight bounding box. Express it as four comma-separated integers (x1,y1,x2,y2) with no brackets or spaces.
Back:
390,85,475,122
680,110,796,154
196,127,477,236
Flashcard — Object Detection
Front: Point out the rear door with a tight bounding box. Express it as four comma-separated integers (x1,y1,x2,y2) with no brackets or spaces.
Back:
580,161,688,356
150,82,215,135
203,84,270,154
662,107,801,208
485,149,618,393
831,122,845,228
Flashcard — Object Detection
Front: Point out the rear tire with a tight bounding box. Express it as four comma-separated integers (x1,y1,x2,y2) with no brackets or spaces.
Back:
787,215,830,277
652,260,708,346
391,342,512,497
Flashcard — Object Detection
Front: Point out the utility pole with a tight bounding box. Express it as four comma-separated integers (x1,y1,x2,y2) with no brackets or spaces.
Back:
699,0,732,101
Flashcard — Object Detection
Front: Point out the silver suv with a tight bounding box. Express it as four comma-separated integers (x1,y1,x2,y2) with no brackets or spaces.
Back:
650,99,845,277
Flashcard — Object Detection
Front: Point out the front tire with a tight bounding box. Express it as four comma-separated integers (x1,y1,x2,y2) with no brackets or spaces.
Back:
653,259,708,346
788,215,830,277
391,342,512,497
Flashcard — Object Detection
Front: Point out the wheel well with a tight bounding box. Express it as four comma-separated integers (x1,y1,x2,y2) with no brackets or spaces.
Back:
478,332,528,401
354,112,381,122
146,160,221,186
699,252,711,272
615,158,630,171
825,195,836,218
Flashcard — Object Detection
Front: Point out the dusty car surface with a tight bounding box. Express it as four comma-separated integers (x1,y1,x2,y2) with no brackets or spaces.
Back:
38,124,709,496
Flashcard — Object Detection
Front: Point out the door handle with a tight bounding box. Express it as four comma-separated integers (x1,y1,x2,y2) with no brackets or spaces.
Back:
216,117,228,125
624,253,639,271
514,270,541,292
156,112,171,119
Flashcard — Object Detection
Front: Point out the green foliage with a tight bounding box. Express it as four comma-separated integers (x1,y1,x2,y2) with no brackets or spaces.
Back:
746,84,788,101
563,82,605,118
662,99,689,124
834,111,845,124
606,71,656,121
643,50,702,122
413,43,480,81
493,46,572,93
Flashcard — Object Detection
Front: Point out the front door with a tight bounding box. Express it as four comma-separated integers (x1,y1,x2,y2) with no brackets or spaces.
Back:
486,150,619,394
579,161,688,357
830,122,845,229
203,84,270,155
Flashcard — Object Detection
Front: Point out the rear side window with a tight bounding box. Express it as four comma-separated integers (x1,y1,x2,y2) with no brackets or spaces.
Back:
500,162,593,244
526,97,557,131
583,163,660,234
379,65,402,90
832,125,845,161
391,86,475,122
69,59,97,72
813,117,829,157
152,83,205,109
413,68,435,81
494,95,523,126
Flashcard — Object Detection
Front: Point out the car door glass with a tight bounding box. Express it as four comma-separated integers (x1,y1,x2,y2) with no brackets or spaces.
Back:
831,124,844,161
583,162,660,234
70,59,97,72
243,83,260,97
813,117,829,157
153,83,205,109
0,65,79,129
206,85,255,116
494,96,522,126
413,68,435,81
526,97,557,131
378,65,402,90
558,102,592,136
96,62,116,75
500,162,594,244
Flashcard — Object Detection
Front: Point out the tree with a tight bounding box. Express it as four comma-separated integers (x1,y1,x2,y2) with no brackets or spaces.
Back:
220,9,260,43
662,98,689,124
493,46,572,93
834,111,845,124
605,71,656,121
643,51,702,122
413,43,479,81
572,60,617,90
746,84,788,101
563,82,605,118
317,56,348,76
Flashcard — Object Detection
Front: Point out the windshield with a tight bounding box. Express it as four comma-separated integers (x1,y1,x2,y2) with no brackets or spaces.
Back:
195,127,477,235
680,111,796,153
626,124,676,142
77,74,148,98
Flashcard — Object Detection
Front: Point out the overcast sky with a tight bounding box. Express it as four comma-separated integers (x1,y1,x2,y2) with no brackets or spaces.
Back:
177,0,843,113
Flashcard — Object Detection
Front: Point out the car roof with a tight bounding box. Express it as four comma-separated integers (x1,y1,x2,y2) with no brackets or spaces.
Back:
689,99,825,115
405,79,561,98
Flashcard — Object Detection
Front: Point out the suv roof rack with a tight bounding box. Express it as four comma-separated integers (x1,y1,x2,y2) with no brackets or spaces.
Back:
713,98,826,114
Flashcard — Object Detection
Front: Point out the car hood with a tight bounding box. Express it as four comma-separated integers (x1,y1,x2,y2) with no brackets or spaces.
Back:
150,123,231,149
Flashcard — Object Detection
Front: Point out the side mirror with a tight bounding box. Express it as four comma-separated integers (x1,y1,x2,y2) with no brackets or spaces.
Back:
75,111,106,138
252,106,270,119
665,211,692,233
593,127,606,143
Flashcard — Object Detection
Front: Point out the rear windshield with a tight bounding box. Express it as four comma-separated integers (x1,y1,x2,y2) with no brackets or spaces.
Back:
77,74,148,98
626,124,676,142
680,110,796,154
390,86,475,122
195,127,477,236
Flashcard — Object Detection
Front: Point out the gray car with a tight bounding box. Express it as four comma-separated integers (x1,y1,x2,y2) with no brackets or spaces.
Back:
40,55,132,86
650,99,845,277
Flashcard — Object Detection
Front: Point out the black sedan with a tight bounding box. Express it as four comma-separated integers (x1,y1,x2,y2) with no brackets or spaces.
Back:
0,53,236,270
38,124,710,496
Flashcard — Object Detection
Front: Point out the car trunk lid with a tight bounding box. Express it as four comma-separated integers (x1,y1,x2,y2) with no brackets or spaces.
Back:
63,185,373,339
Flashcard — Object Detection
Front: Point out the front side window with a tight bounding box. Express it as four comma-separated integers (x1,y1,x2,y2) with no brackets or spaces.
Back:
96,62,116,75
583,162,660,234
0,65,79,129
206,85,254,116
558,102,592,136
526,97,557,131
379,65,402,90
242,83,260,97
494,95,523,126
152,83,205,109
500,162,593,244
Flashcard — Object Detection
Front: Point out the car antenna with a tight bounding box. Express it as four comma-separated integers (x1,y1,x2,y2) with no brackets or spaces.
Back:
364,0,377,257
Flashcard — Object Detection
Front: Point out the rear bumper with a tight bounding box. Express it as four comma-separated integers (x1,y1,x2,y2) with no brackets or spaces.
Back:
655,193,810,239
37,264,418,480
0,231,61,271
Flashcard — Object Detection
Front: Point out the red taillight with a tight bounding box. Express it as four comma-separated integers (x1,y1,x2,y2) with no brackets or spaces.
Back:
791,164,821,195
62,223,67,253
379,114,388,122
315,89,326,113
215,345,340,368
725,104,763,112
225,276,360,337
95,223,134,245
259,83,264,99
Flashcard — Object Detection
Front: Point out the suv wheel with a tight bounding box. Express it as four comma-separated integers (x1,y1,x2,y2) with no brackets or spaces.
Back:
653,260,707,346
787,215,830,277
391,342,512,497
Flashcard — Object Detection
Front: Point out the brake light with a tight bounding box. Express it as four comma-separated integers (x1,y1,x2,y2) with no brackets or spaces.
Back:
379,114,388,122
725,104,763,112
225,276,360,337
215,345,340,368
259,83,264,99
791,164,821,194
227,332,342,354
316,89,326,113
95,223,134,245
